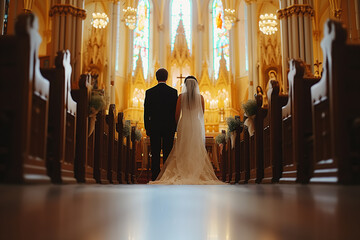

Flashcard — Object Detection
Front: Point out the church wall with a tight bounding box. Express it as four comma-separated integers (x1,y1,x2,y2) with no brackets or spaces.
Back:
341,0,360,43
31,1,51,57
312,2,331,77
117,4,128,79
115,76,126,111
235,75,248,116
7,0,24,35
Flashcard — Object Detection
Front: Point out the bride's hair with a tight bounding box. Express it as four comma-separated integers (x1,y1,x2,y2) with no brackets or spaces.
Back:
184,75,197,83
182,76,200,110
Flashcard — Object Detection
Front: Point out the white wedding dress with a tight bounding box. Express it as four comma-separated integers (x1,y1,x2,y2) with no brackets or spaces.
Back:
149,78,224,185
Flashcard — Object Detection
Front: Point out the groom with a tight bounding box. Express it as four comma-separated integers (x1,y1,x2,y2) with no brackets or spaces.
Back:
144,68,178,181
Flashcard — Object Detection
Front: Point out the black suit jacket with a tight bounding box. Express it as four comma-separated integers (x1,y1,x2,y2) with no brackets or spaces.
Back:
144,83,178,136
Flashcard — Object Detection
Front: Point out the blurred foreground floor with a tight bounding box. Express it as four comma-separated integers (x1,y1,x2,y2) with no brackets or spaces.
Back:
1,184,360,240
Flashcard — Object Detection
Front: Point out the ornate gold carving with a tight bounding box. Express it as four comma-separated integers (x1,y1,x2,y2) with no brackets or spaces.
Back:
49,4,86,19
244,0,257,4
277,4,314,19
333,9,342,19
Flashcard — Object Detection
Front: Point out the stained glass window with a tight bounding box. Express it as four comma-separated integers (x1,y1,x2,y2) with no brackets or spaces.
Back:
133,0,150,78
212,0,230,79
171,0,191,52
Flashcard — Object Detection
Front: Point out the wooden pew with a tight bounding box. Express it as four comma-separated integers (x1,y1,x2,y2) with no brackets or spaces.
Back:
248,95,267,183
262,103,271,183
0,13,50,183
225,136,232,183
116,112,126,183
231,116,242,184
106,104,119,184
239,126,250,184
130,126,137,184
71,74,96,183
103,112,110,182
125,130,132,183
310,19,360,184
220,130,228,181
40,50,77,183
281,59,319,184
262,80,288,183
94,110,109,183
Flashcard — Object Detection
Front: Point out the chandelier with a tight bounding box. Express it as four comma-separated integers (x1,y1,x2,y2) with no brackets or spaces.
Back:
123,6,137,30
91,12,109,29
224,9,236,30
259,13,278,35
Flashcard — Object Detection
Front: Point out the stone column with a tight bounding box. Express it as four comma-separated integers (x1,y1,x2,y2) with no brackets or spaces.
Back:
251,1,259,94
298,10,305,60
110,2,120,105
277,0,314,90
49,0,86,84
245,1,254,95
74,0,85,85
278,0,289,92
105,3,113,106
23,0,34,13
355,0,360,39
197,24,204,78
7,0,24,35
291,10,299,58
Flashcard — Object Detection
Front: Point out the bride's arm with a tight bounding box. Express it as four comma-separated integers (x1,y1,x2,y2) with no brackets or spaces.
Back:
201,95,205,113
175,94,182,123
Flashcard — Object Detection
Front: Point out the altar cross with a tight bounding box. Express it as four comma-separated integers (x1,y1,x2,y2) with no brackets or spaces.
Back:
177,73,186,83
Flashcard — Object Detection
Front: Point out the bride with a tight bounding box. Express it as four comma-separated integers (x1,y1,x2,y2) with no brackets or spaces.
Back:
150,76,224,185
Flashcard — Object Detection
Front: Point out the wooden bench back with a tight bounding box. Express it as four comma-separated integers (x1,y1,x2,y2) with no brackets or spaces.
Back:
0,13,50,183
311,19,360,183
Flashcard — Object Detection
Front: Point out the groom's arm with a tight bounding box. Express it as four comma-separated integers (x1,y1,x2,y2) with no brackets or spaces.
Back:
144,91,151,136
175,94,181,124
173,90,179,130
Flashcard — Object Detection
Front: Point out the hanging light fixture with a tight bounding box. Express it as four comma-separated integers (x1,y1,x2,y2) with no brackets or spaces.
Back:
259,13,278,35
224,8,236,30
91,12,109,29
123,6,137,30
91,3,109,29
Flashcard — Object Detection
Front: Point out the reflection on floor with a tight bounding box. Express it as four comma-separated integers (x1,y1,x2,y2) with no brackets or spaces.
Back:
0,184,359,240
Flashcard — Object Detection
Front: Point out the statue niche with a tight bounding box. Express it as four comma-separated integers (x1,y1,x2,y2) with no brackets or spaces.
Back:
84,27,106,89
260,33,282,96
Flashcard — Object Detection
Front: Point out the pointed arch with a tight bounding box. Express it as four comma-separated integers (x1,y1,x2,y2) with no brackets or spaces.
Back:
212,0,230,79
133,0,150,79
170,0,192,52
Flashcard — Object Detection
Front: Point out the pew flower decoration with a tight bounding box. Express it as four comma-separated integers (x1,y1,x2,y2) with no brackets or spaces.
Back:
242,99,257,136
135,129,142,142
215,133,226,155
226,117,243,149
123,120,131,138
88,90,106,136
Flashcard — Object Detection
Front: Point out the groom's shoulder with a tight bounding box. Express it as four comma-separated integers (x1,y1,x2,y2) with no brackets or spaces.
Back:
165,84,178,94
146,85,158,94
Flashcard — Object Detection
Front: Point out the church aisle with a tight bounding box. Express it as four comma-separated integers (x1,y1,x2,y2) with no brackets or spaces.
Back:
0,184,359,240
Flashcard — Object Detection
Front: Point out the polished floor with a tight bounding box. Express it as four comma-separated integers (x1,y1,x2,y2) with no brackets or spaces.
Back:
0,184,359,240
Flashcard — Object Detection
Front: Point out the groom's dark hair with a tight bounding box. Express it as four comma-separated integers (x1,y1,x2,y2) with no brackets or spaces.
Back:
156,68,168,81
